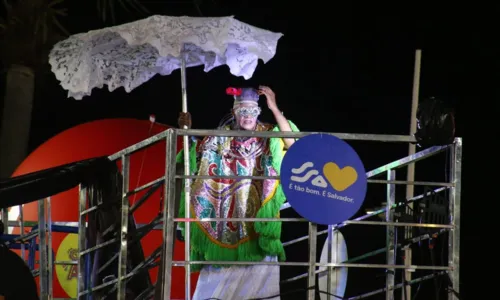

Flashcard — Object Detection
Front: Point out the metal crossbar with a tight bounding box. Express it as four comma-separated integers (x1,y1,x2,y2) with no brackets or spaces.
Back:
1,129,462,300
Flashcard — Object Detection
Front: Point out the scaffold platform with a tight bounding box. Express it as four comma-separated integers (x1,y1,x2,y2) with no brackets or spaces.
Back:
0,129,462,300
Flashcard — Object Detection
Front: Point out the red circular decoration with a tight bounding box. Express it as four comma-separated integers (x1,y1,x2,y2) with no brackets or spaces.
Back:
9,118,198,299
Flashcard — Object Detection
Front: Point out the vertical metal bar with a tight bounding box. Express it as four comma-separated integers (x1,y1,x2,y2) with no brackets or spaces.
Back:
386,170,396,300
117,155,130,300
39,198,48,300
326,227,342,300
403,49,422,300
77,185,88,300
161,129,178,300
326,225,333,300
19,204,25,260
307,223,317,300
448,138,462,300
47,197,53,299
180,55,192,300
180,54,189,114
1,208,7,233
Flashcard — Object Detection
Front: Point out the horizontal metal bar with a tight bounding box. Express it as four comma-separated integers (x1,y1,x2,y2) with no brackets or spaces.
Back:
0,230,39,245
80,238,117,256
7,221,163,230
79,220,162,258
78,274,118,296
328,229,448,265
174,217,306,222
177,174,452,187
108,129,420,160
339,220,453,228
282,267,444,288
108,131,170,160
103,247,161,297
366,145,449,178
401,228,448,250
7,221,78,228
15,214,446,237
368,179,453,187
36,259,77,266
8,221,153,228
172,260,452,270
281,233,310,247
335,187,447,223
81,177,163,215
54,260,77,265
174,218,451,228
127,177,165,196
281,268,322,283
282,187,449,247
346,272,446,300
176,174,279,180
177,129,417,142
80,205,99,216
78,252,158,296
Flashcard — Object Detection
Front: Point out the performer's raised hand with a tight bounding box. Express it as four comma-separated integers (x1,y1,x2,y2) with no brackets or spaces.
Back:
259,85,295,148
258,85,279,113
178,112,192,129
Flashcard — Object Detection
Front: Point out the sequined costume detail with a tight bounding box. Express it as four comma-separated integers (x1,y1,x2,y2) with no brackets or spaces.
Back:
192,123,276,247
177,121,299,271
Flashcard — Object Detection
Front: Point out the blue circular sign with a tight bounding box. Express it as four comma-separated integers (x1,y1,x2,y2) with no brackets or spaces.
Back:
280,134,367,225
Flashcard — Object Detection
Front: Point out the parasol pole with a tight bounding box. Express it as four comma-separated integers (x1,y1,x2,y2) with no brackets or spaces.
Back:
403,49,421,300
180,55,192,300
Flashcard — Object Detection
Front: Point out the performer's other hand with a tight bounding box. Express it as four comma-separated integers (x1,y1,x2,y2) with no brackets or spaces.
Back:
178,112,192,129
258,85,279,113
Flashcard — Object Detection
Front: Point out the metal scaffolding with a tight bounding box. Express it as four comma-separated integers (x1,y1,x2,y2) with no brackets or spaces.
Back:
1,128,462,300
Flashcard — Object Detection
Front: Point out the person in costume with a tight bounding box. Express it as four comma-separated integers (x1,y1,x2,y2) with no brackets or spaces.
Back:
176,86,299,300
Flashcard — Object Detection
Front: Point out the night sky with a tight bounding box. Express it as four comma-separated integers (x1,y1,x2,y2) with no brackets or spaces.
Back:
2,0,494,299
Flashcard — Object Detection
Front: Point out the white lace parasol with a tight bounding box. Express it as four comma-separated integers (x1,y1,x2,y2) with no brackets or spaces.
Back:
49,15,283,100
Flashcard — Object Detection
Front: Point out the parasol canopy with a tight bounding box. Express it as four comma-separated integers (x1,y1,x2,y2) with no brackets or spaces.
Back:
49,15,283,100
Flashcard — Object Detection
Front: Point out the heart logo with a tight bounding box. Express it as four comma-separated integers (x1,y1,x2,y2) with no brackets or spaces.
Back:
322,162,358,192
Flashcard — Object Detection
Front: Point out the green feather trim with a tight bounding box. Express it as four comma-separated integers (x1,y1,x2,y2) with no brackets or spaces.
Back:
176,141,198,222
254,120,299,261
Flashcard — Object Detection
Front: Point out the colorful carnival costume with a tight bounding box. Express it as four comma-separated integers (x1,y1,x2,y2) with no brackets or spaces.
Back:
177,87,299,300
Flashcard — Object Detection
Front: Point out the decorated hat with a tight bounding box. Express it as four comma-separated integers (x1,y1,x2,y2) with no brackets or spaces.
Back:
226,87,260,107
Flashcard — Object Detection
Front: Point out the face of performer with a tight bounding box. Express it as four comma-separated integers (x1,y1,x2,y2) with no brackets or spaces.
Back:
233,103,261,130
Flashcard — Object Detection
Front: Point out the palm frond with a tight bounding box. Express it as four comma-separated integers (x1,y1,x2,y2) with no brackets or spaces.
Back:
124,0,149,14
109,0,116,24
0,0,69,67
53,8,68,17
52,15,69,36
2,0,12,14
0,16,5,31
96,0,149,24
48,0,65,7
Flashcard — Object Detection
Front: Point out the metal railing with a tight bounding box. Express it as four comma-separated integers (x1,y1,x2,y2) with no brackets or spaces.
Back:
0,128,462,300
1,197,57,299
157,129,461,300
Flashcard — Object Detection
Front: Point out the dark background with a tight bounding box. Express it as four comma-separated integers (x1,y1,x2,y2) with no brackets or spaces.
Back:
2,0,494,299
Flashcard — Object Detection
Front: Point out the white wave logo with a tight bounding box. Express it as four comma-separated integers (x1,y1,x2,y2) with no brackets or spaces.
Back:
291,162,328,188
